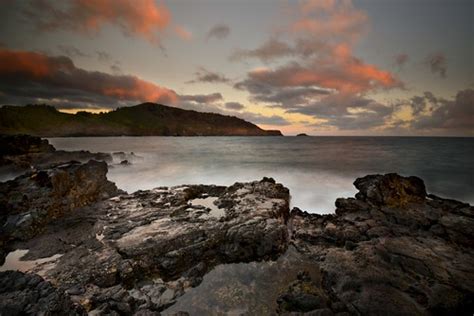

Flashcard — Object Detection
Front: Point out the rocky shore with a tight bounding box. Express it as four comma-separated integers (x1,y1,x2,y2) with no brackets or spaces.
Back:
0,134,112,173
0,136,473,315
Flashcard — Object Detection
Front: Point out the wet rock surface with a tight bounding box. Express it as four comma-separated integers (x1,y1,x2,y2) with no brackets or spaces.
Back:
0,167,472,315
0,134,112,172
290,173,474,315
0,160,119,262
1,174,290,314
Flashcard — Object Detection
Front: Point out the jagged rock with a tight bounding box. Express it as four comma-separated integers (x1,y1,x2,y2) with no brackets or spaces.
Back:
1,177,290,313
0,134,112,170
353,173,426,207
290,173,474,315
0,160,119,261
0,270,85,315
0,134,55,156
1,171,472,315
277,271,331,313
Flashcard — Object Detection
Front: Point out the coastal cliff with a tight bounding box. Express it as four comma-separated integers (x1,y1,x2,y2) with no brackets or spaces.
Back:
0,104,282,137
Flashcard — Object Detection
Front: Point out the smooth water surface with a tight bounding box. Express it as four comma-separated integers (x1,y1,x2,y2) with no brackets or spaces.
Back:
48,136,474,214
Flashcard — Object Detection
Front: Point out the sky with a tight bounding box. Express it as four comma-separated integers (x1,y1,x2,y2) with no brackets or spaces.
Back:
0,0,472,136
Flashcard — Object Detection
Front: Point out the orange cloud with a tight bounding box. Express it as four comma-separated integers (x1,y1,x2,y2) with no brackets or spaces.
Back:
0,48,178,105
174,26,192,40
247,43,400,94
292,0,369,43
0,49,70,79
24,0,172,44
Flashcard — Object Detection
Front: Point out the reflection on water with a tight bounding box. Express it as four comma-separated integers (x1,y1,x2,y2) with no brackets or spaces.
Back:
163,247,320,315
44,136,474,214
0,249,62,276
190,196,225,218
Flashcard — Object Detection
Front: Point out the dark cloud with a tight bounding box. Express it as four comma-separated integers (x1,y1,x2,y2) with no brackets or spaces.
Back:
96,51,112,63
224,102,245,110
179,93,223,104
291,94,393,130
394,53,409,69
206,24,230,40
235,77,332,110
235,54,401,96
110,62,122,74
236,112,290,126
409,89,473,131
57,45,89,58
20,0,173,45
230,38,293,62
0,48,178,108
187,67,230,84
425,53,447,78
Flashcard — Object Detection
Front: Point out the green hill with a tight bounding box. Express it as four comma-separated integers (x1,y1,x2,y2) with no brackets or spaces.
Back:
0,103,282,137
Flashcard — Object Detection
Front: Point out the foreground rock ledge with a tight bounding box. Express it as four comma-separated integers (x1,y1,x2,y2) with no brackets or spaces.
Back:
0,167,472,315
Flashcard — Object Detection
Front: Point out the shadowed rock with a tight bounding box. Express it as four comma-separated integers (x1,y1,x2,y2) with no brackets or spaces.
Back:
290,173,474,315
0,160,119,261
0,171,472,315
0,134,112,171
0,270,85,315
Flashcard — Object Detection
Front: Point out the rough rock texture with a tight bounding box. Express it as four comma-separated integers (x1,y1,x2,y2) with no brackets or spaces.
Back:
0,160,118,262
1,177,289,314
0,134,55,156
290,173,474,315
0,271,85,315
0,134,111,171
0,172,472,315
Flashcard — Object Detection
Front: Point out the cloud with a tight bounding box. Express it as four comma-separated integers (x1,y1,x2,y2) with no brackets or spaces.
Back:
0,48,178,108
206,24,230,40
233,1,401,95
187,67,230,84
291,0,369,43
230,38,293,62
175,25,192,40
409,89,473,131
22,0,172,44
96,50,112,62
237,47,401,95
294,93,393,129
179,93,223,104
110,62,122,74
57,45,89,58
236,112,290,126
425,53,447,78
224,102,245,110
394,53,409,69
230,0,404,132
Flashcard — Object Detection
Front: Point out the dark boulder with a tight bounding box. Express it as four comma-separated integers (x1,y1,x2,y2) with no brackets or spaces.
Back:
354,173,426,206
0,160,119,261
0,271,85,315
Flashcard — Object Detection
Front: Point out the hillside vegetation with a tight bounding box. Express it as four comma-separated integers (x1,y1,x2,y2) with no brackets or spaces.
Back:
0,103,282,137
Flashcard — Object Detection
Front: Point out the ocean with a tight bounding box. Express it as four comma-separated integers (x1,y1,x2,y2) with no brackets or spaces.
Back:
48,136,474,214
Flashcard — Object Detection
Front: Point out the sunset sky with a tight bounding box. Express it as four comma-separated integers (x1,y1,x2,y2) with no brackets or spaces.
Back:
0,0,472,136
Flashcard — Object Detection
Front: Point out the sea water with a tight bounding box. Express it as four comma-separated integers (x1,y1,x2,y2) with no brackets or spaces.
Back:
48,136,474,214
